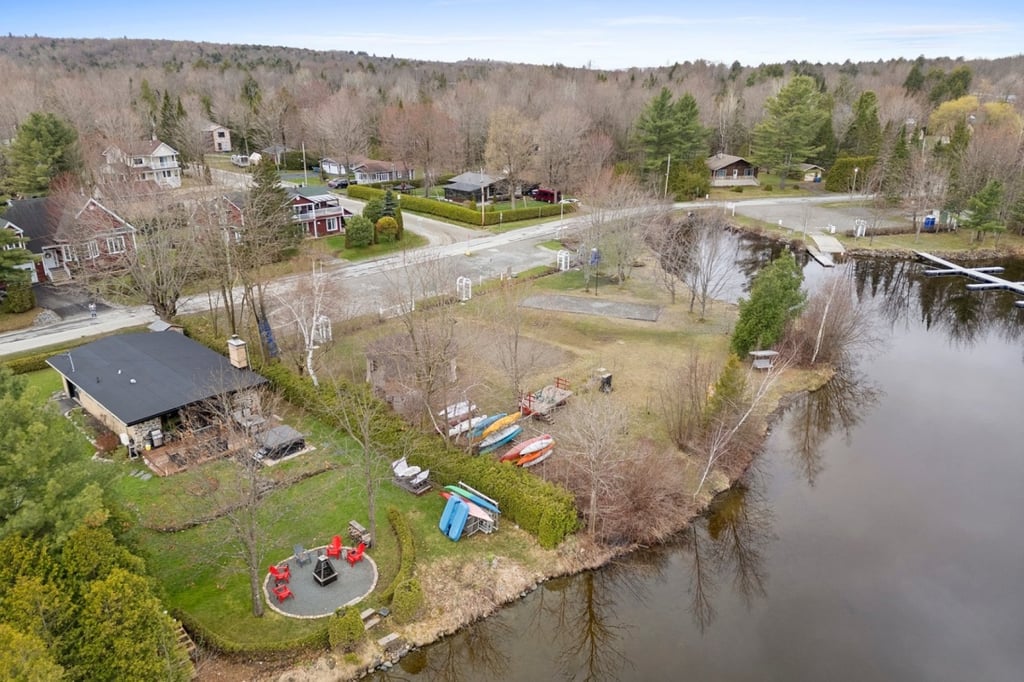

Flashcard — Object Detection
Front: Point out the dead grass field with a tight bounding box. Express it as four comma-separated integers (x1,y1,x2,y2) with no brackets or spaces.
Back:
322,253,828,507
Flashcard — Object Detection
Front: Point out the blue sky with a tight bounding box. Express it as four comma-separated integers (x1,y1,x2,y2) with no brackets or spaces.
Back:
5,1,1022,69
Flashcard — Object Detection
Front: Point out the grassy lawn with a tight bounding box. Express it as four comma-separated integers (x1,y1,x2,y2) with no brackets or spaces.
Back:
709,172,814,201
323,232,429,261
839,228,1024,255
22,367,63,396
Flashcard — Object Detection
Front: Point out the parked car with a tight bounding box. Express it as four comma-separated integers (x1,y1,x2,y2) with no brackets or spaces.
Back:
327,177,349,189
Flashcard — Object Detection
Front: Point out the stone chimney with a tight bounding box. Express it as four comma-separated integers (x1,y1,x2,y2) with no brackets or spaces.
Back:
227,335,249,369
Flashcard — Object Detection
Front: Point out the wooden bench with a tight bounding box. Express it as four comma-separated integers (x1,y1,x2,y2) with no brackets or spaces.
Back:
348,520,372,547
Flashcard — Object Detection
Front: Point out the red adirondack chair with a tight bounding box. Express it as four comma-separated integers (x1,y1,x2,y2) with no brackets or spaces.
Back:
346,542,366,566
327,535,343,559
268,563,291,584
273,584,294,602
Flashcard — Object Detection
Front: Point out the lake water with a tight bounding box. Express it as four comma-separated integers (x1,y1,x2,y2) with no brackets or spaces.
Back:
384,254,1024,682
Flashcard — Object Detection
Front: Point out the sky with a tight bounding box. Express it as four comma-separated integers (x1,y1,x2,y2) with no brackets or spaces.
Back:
5,1,1023,70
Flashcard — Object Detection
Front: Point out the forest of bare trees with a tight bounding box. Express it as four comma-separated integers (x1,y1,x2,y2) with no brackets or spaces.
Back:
3,36,1024,217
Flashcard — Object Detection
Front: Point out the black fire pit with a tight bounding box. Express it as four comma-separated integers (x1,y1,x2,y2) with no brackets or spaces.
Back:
312,554,338,586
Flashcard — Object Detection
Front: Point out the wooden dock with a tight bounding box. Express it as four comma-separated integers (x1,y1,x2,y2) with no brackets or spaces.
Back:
806,233,845,267
520,378,572,421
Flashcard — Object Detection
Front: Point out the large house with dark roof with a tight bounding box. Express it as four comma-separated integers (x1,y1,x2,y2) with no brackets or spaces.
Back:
2,196,136,284
46,332,267,449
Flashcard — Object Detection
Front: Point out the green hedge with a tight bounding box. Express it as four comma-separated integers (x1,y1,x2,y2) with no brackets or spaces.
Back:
347,185,572,227
175,610,328,655
3,351,52,374
824,156,876,193
183,324,579,549
378,506,416,605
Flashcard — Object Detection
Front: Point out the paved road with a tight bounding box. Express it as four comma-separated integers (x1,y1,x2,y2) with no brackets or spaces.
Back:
0,194,872,358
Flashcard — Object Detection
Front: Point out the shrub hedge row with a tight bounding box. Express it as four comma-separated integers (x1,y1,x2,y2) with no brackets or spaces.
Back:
347,185,572,227
391,578,424,624
182,324,579,549
176,610,329,655
3,351,51,374
824,156,876,193
377,506,416,605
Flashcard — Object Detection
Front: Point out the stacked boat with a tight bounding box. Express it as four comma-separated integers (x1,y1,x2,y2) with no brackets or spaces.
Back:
498,434,555,467
438,484,500,541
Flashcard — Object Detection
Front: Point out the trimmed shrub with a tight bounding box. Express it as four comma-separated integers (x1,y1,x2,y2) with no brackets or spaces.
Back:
375,216,399,243
731,186,745,193
363,197,385,229
378,506,416,604
328,607,365,652
3,352,51,374
824,155,875,193
391,578,424,624
344,215,374,249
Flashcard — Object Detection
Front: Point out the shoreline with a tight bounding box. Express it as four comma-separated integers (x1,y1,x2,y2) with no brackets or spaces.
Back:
273,372,834,682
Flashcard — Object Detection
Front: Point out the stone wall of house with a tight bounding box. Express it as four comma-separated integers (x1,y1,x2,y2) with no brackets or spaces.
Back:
127,417,162,445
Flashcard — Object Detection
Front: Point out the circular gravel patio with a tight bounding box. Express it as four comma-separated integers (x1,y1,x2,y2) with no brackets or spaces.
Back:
264,546,378,618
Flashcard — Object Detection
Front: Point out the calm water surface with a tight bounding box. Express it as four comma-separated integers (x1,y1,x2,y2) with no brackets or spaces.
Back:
382,256,1024,682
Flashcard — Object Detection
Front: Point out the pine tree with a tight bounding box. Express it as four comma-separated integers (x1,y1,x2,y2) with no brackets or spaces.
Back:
903,56,926,94
963,180,1005,242
882,125,910,204
840,91,883,157
751,76,827,189
633,87,707,177
4,112,81,197
0,229,33,284
730,251,806,357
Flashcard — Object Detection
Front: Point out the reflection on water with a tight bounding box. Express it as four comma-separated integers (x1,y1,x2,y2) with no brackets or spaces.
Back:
680,475,773,633
854,257,1024,350
785,364,882,486
378,252,1024,681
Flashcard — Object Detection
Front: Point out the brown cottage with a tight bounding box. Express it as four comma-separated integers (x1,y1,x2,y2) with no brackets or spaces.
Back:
705,153,759,187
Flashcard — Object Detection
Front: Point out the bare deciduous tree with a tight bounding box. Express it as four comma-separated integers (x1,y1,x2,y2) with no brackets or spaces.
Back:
678,212,738,319
176,386,286,618
484,107,535,208
380,101,459,195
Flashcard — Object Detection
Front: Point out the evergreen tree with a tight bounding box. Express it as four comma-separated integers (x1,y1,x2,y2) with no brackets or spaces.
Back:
730,251,806,356
929,65,973,105
751,76,827,189
903,56,926,94
808,111,838,167
0,368,108,541
882,125,910,203
0,229,33,285
4,112,81,197
840,91,883,157
633,87,708,177
963,180,1006,242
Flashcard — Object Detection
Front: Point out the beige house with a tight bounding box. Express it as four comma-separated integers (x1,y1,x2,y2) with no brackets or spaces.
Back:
199,120,232,152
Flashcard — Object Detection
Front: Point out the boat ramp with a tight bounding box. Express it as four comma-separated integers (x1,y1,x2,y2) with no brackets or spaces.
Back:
806,233,846,267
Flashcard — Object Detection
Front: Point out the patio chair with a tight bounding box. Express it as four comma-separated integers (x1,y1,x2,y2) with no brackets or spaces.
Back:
273,584,294,602
327,535,343,560
346,542,366,566
293,544,311,566
268,563,291,584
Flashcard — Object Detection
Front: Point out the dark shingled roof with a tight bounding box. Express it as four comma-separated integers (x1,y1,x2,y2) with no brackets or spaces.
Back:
46,332,267,425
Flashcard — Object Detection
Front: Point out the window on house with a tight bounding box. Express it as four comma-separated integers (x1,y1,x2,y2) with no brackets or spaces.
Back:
133,157,144,165
326,218,339,232
82,241,100,260
217,131,226,138
106,236,126,254
61,245,76,262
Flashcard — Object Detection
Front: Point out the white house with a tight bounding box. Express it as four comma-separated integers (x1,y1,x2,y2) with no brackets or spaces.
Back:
102,140,182,189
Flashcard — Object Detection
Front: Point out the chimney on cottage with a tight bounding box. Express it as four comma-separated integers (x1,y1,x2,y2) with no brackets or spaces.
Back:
227,335,249,369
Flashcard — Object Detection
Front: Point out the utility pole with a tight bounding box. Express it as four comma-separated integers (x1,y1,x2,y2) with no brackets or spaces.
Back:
664,154,672,199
